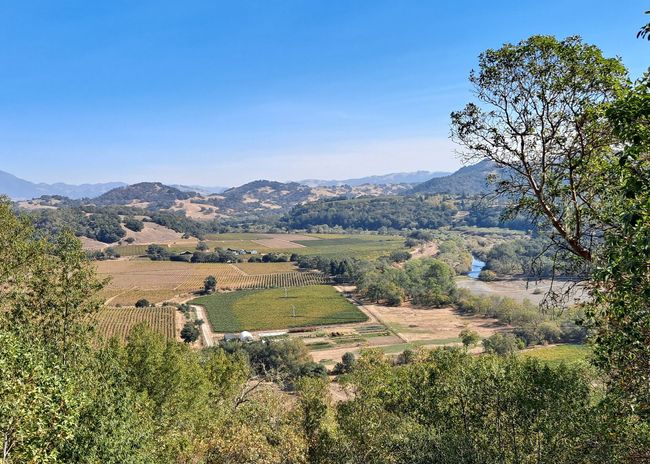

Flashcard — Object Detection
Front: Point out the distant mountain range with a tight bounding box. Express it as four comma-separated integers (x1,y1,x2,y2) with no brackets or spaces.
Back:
0,170,127,200
300,170,449,187
2,162,498,214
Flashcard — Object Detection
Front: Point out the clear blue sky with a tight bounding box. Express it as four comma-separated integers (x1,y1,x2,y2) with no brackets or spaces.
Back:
0,1,647,185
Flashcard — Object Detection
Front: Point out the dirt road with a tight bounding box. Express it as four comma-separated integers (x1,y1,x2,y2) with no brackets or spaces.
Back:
192,305,214,347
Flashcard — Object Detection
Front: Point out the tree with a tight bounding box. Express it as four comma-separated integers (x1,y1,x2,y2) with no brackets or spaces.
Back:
123,217,144,232
638,10,650,40
196,241,209,251
204,275,217,294
135,299,151,308
482,333,524,356
451,36,628,262
146,244,170,261
589,74,650,417
333,352,356,375
180,322,199,343
459,329,481,349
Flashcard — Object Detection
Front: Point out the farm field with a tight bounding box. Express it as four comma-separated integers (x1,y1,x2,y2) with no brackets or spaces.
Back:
191,285,368,332
93,306,176,341
370,304,503,343
96,260,329,305
110,232,407,260
519,344,591,365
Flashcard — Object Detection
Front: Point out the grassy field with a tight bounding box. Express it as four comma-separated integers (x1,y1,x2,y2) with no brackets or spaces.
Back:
191,285,368,332
292,235,405,259
519,344,591,365
93,306,176,341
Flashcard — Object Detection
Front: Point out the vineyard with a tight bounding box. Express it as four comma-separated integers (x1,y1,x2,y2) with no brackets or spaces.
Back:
93,306,176,341
191,285,368,332
96,260,330,305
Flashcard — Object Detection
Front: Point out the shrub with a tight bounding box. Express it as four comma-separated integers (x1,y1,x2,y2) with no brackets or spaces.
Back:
478,269,498,281
482,333,524,355
204,275,217,294
459,329,481,348
135,299,151,308
332,352,356,375
124,217,144,232
180,322,200,343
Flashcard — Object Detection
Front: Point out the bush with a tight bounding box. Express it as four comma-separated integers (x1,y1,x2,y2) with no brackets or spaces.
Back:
332,352,356,375
478,269,498,281
482,333,524,355
135,299,151,308
180,322,200,343
388,250,411,263
196,241,209,251
459,329,481,348
170,253,192,262
124,217,144,232
146,244,170,261
204,275,217,294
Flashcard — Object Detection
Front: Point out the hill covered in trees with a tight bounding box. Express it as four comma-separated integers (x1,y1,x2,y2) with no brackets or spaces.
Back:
410,159,499,195
93,182,195,208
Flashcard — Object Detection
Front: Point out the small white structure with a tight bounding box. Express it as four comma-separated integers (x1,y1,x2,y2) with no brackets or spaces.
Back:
239,331,254,342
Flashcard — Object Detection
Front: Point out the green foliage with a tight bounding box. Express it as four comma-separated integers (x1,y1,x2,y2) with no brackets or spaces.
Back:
192,285,367,332
482,332,524,355
203,275,217,294
180,322,199,343
459,328,481,348
478,269,497,281
329,348,641,463
284,195,459,230
145,244,170,261
332,351,356,375
135,299,151,308
357,257,457,307
589,74,650,418
123,217,144,232
452,35,628,262
436,237,473,274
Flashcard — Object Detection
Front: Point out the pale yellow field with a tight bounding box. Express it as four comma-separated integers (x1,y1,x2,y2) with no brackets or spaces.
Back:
96,260,329,305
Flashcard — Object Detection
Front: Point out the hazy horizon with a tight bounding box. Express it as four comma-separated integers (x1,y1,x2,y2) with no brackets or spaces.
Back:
1,1,647,185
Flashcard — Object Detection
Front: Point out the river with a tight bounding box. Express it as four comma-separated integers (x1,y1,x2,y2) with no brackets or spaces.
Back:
467,255,486,279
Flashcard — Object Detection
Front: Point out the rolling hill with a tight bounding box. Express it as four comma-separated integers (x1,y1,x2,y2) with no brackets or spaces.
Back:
410,160,499,195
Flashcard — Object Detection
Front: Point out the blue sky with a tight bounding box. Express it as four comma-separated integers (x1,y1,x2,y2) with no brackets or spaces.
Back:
0,1,648,185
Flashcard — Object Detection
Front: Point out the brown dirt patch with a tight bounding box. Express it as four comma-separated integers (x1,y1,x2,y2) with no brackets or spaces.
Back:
79,236,108,251
409,241,438,259
123,222,188,245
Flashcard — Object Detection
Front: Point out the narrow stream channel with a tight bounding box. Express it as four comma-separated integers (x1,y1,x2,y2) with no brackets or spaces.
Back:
467,255,486,279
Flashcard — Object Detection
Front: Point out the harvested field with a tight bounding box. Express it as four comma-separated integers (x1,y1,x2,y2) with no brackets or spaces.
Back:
93,306,176,341
96,260,329,305
370,303,503,343
234,262,297,274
